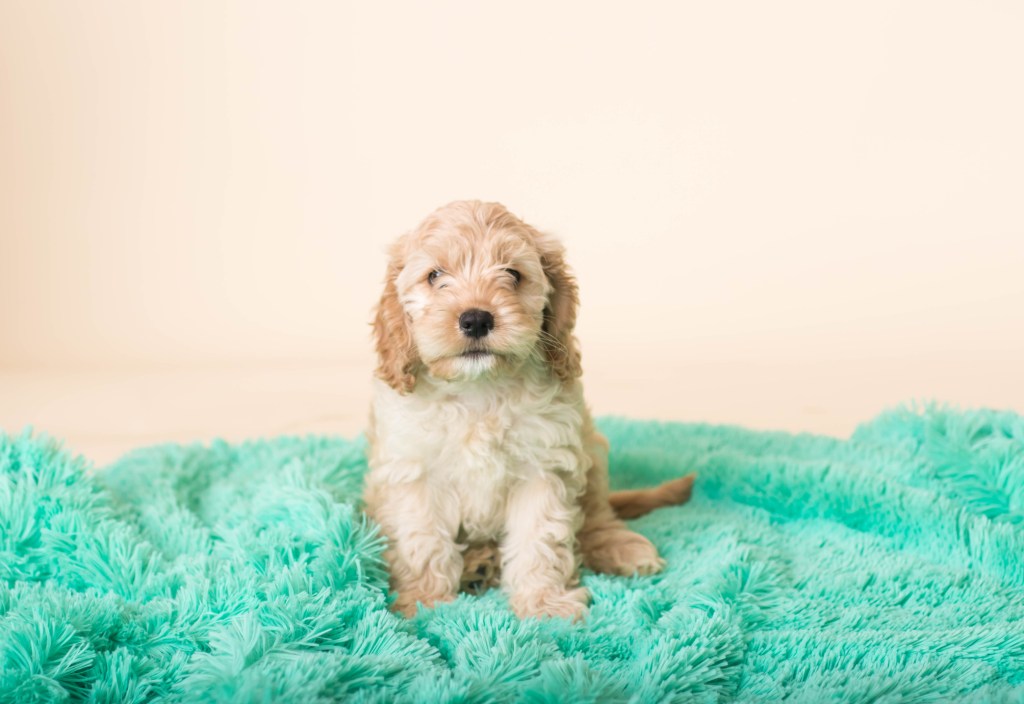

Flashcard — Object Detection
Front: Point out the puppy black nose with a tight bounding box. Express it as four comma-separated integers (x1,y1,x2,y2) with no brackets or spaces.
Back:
459,309,494,339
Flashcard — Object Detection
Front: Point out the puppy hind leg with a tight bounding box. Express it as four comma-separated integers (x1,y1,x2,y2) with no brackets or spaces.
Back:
579,518,665,576
460,541,501,594
578,434,665,576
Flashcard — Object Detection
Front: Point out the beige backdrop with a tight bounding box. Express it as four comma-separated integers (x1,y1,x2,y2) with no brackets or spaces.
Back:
1,1,1022,462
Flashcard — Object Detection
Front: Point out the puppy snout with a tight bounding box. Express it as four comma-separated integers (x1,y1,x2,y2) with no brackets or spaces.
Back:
459,309,494,339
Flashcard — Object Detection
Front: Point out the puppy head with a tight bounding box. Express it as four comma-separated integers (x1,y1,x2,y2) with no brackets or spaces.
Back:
373,200,581,393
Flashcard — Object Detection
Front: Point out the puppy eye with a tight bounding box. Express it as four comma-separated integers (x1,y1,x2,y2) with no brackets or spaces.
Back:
427,270,442,285
504,268,522,285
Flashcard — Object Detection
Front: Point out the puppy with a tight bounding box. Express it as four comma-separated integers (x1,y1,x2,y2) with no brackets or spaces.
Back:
365,200,691,619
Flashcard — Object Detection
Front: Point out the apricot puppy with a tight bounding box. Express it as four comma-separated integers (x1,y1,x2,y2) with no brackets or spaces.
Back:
365,200,672,619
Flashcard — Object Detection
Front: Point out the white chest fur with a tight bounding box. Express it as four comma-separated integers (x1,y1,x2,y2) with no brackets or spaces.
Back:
367,373,590,541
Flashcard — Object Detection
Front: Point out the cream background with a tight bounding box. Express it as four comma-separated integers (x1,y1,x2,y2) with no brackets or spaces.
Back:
1,1,1022,464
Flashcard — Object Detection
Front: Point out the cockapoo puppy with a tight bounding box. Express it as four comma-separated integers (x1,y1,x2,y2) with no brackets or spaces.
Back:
365,200,691,619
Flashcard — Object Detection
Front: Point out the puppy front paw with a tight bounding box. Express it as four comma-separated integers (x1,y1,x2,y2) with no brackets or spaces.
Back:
509,587,590,621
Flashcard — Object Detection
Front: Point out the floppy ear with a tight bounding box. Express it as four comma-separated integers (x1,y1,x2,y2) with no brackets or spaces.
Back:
372,242,420,393
537,235,582,383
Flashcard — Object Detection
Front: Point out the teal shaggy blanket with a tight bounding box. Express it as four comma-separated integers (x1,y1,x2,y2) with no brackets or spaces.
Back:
3,406,1024,703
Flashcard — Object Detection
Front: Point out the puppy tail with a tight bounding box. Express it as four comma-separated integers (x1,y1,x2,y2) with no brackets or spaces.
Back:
608,473,695,520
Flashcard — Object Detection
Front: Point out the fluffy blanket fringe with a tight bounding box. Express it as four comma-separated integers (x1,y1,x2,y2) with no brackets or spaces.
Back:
2,405,1024,702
